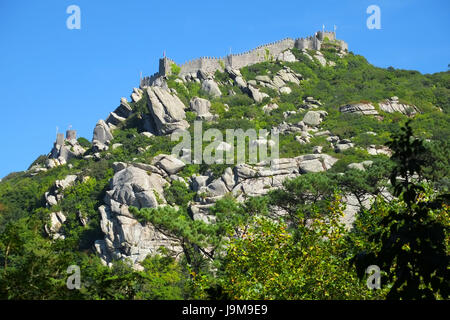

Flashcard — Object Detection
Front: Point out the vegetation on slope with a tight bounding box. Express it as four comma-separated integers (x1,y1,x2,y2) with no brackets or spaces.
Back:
0,47,449,299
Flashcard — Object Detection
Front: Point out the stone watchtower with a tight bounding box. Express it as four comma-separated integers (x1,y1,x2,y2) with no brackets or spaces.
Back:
159,57,173,76
56,133,65,146
66,130,77,141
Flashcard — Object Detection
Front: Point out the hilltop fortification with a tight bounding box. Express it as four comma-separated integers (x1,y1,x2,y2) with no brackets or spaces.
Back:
141,30,348,87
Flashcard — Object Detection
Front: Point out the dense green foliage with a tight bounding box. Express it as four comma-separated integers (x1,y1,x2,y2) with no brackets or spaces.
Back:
353,122,449,299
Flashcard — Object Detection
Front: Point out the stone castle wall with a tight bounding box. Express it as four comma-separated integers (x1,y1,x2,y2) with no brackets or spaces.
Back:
227,38,295,70
179,56,225,76
140,31,348,87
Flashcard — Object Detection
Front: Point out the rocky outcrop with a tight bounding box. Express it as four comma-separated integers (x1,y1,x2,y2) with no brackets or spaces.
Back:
247,85,269,103
93,120,113,145
367,145,392,156
45,211,67,240
339,103,379,115
299,96,322,109
276,67,302,86
276,50,296,62
313,50,327,66
151,154,186,175
302,110,327,127
131,87,144,103
262,103,279,114
340,97,419,116
105,98,133,127
227,65,302,98
201,79,222,98
334,139,355,153
95,165,183,268
255,66,302,94
273,121,307,135
106,166,167,209
146,86,189,135
280,86,292,94
43,175,81,239
189,97,214,121
92,119,114,152
379,96,419,115
194,154,338,206
347,160,373,171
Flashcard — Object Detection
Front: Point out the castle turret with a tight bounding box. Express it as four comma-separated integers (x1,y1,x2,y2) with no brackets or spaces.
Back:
56,133,64,146
66,130,77,141
159,57,173,76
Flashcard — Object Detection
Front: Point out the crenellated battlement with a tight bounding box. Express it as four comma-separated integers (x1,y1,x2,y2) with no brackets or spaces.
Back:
140,30,347,87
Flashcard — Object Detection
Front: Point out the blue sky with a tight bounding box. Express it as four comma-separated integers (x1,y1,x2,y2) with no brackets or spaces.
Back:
0,0,449,178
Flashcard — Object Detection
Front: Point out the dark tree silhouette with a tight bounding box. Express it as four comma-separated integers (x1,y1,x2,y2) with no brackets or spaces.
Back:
354,120,449,299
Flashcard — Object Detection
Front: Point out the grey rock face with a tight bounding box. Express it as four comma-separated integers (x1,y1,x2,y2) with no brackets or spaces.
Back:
131,87,143,103
312,146,323,154
276,67,302,85
55,175,77,190
112,162,128,173
106,112,126,126
95,203,181,268
276,50,296,62
201,79,222,98
348,160,373,171
190,97,213,120
190,203,216,224
45,193,58,207
191,175,210,192
234,76,248,90
367,145,392,156
273,121,306,135
116,98,133,118
262,103,279,114
216,141,233,152
378,97,419,115
299,158,325,173
255,75,271,83
314,53,327,66
152,154,186,175
339,103,378,115
303,111,326,126
335,142,354,153
280,86,292,94
300,96,322,109
146,86,189,135
221,167,236,190
95,165,181,268
111,166,167,199
204,178,229,197
93,119,114,144
45,211,66,240
225,66,242,79
247,85,269,103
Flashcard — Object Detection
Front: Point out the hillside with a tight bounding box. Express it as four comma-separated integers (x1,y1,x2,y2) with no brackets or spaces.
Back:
0,31,449,300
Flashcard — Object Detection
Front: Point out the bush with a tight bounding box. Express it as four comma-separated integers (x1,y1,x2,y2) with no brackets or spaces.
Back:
171,63,181,75
77,137,92,148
